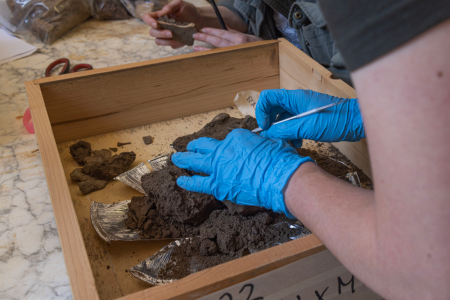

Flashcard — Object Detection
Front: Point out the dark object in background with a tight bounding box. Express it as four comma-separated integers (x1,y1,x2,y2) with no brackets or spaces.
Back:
157,16,198,46
117,142,131,147
142,136,153,145
208,0,227,30
5,0,90,44
83,0,131,20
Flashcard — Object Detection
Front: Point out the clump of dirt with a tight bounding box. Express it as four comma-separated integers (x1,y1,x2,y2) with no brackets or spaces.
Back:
158,209,298,280
222,200,270,217
82,151,136,180
125,196,200,239
142,136,153,145
141,160,224,225
70,168,108,194
69,141,91,165
69,141,136,193
172,113,258,152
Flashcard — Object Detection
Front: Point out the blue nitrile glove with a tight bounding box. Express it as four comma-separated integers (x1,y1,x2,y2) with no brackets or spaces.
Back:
171,129,314,219
255,89,365,146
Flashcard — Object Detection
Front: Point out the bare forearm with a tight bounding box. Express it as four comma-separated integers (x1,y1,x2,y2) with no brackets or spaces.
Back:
197,7,247,32
285,19,450,300
285,162,379,287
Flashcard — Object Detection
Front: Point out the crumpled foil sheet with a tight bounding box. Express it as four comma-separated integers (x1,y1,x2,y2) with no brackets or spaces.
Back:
346,171,362,188
129,221,311,285
91,200,154,244
114,163,151,194
148,154,170,171
129,238,188,286
92,155,173,243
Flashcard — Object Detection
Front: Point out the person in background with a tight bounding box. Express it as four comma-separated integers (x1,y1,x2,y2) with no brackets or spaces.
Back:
164,0,450,299
142,0,351,85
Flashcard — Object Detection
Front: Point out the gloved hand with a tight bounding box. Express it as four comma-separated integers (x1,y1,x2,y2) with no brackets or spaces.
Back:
255,89,365,146
171,129,314,218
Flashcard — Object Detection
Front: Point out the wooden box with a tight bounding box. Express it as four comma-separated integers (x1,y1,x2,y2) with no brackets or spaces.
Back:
26,39,379,300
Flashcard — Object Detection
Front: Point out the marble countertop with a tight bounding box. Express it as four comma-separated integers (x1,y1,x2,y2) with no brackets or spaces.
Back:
0,2,207,298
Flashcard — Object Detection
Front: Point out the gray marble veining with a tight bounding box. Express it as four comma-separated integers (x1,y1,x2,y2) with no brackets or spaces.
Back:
0,1,207,298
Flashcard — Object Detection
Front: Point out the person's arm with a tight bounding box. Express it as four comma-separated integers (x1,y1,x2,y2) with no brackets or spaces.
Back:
192,28,262,52
142,0,247,48
285,19,450,300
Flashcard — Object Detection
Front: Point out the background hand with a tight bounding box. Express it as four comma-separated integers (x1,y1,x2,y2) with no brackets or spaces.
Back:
192,28,263,51
142,0,201,49
255,89,365,144
171,129,314,218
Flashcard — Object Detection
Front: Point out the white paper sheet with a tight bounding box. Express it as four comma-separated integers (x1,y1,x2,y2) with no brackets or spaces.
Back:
233,90,260,117
0,28,37,65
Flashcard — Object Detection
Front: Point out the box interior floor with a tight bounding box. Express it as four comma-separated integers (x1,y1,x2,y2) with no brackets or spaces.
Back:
27,39,374,300
58,107,343,299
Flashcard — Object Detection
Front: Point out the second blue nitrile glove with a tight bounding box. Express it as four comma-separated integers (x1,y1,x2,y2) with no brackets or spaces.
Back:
255,89,365,144
171,129,314,219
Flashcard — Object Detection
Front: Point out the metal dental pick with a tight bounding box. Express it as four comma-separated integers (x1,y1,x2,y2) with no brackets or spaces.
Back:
252,98,349,133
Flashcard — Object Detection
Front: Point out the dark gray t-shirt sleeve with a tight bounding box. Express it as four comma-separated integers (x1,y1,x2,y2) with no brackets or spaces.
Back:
318,0,450,71
217,0,246,22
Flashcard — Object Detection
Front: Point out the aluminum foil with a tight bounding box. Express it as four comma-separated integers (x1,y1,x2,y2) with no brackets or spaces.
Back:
129,238,189,286
114,162,151,194
148,154,170,171
91,200,154,244
129,221,311,285
92,155,173,243
346,171,362,188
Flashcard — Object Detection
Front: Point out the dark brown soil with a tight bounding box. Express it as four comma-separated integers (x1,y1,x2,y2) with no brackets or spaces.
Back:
69,141,91,165
142,136,153,145
158,209,297,280
222,200,270,217
69,142,136,193
159,238,241,279
172,113,258,152
70,168,108,194
141,162,224,225
125,196,200,239
82,151,136,180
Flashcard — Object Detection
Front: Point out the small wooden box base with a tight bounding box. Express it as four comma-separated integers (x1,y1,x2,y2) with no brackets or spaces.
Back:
26,39,378,300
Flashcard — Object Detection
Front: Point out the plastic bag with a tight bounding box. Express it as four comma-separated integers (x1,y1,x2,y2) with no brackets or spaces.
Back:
120,0,167,19
1,0,90,44
82,0,130,20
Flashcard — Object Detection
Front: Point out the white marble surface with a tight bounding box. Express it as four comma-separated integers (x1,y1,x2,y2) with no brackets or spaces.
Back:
0,2,207,298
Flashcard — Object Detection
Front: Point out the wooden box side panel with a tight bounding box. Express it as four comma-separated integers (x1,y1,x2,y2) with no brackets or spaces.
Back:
120,235,325,300
25,81,99,300
198,250,381,300
278,39,372,178
37,41,280,143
